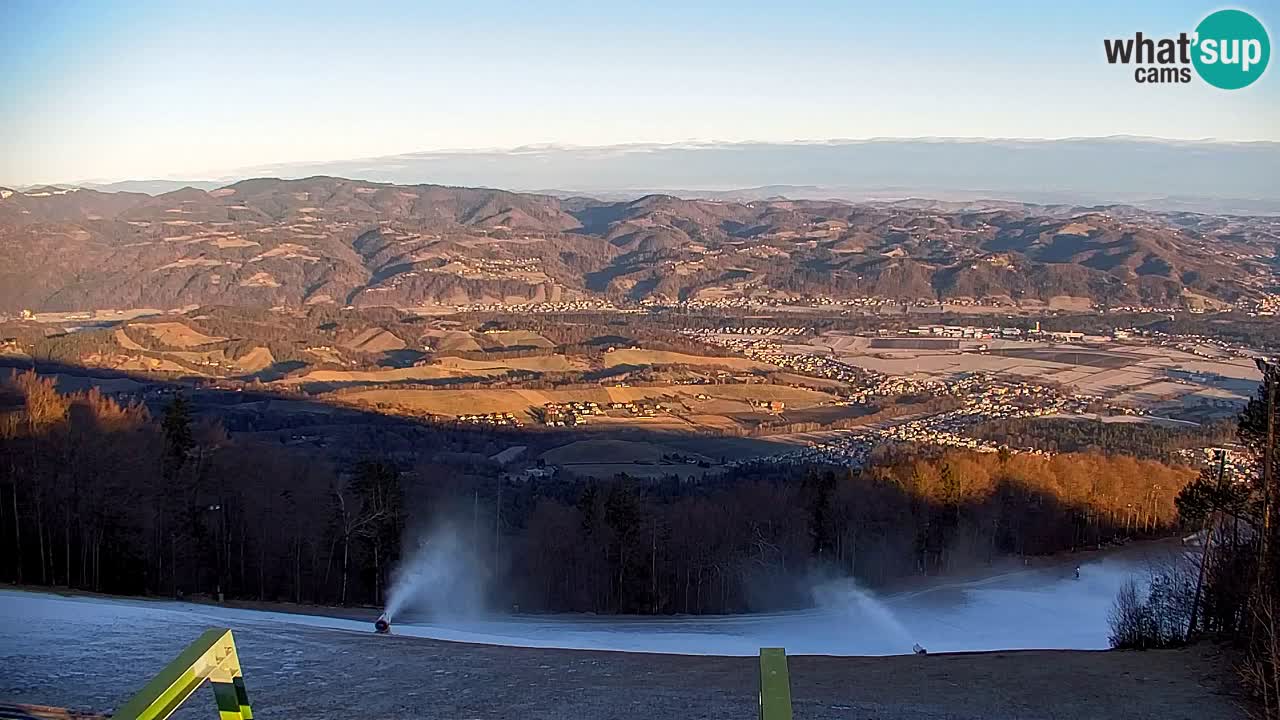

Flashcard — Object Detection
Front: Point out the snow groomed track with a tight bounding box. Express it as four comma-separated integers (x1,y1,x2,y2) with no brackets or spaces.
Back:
1,545,1172,658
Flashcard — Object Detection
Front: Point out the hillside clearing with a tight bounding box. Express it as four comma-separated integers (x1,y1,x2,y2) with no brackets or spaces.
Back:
133,322,227,348
342,328,406,353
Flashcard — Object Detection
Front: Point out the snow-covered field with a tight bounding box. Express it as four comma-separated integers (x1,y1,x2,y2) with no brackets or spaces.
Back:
0,543,1181,660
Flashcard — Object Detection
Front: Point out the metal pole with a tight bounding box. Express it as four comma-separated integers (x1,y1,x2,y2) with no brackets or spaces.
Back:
493,478,503,557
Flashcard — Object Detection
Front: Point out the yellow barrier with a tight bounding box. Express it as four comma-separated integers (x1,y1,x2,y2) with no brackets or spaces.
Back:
113,629,252,720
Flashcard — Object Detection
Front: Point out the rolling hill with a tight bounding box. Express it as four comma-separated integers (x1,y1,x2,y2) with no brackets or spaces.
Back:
0,177,1275,313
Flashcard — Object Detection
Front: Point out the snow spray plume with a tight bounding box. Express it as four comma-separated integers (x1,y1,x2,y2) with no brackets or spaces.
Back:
810,578,916,655
383,523,491,622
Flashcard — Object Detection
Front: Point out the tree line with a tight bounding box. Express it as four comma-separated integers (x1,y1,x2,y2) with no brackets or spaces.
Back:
1165,364,1280,714
1,367,1194,615
974,416,1235,463
503,451,1189,614
0,372,400,605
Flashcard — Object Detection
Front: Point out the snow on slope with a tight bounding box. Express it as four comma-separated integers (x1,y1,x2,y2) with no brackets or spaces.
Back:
383,548,1172,655
0,545,1178,661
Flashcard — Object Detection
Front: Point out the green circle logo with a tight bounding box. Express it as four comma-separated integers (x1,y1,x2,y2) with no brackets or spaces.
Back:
1193,9,1270,89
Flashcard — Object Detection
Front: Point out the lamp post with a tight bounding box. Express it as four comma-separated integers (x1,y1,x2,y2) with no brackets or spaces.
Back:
204,503,224,603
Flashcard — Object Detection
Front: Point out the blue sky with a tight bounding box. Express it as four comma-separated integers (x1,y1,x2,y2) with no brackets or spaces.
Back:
2,0,1277,185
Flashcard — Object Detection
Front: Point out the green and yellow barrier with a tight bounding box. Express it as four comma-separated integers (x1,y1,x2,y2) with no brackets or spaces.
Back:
113,629,252,720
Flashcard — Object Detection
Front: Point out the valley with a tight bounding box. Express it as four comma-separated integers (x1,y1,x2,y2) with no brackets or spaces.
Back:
0,292,1266,485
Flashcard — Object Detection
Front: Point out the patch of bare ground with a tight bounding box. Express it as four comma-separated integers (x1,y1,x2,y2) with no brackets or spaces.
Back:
36,626,1249,720
302,642,1244,720
785,645,1243,720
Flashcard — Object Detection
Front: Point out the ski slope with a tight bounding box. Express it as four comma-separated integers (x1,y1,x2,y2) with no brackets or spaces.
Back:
0,544,1178,659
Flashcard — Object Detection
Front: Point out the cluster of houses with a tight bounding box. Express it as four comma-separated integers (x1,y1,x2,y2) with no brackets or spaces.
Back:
836,375,946,404
455,300,619,314
731,374,1115,471
1135,328,1266,361
1241,293,1279,316
811,296,895,309
1176,446,1255,483
541,401,605,426
538,399,670,426
455,412,522,427
903,324,1015,340
897,322,1094,342
429,255,543,281
748,399,787,414
1104,304,1196,314
810,296,1019,310
725,436,876,470
707,325,808,336
683,331,873,385
734,425,1060,471
643,297,765,311
613,400,665,417
755,349,869,384
650,295,1033,312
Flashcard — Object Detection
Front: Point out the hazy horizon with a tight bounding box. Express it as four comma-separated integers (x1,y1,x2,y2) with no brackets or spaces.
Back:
4,0,1276,186
12,136,1276,215
28,134,1279,186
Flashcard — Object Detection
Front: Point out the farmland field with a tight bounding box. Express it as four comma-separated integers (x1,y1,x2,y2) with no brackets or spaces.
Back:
869,338,960,350
784,331,1264,418
478,329,555,349
132,321,227,348
988,348,1142,369
605,348,776,371
281,366,460,384
435,354,587,373
333,382,838,422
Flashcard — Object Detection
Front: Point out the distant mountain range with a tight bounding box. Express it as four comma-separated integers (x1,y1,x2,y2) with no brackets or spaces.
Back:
1,176,1276,313
38,138,1280,216
75,179,227,195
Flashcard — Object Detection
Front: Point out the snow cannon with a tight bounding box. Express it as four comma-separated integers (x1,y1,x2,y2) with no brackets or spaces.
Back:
375,614,391,634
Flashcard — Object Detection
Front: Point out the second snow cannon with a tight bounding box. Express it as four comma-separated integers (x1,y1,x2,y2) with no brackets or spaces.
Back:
374,614,391,634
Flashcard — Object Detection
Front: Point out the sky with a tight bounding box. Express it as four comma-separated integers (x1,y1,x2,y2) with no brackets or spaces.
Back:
2,0,1277,185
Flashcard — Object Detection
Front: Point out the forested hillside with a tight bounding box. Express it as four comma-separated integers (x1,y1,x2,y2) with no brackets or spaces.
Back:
2,177,1276,312
0,371,1192,613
